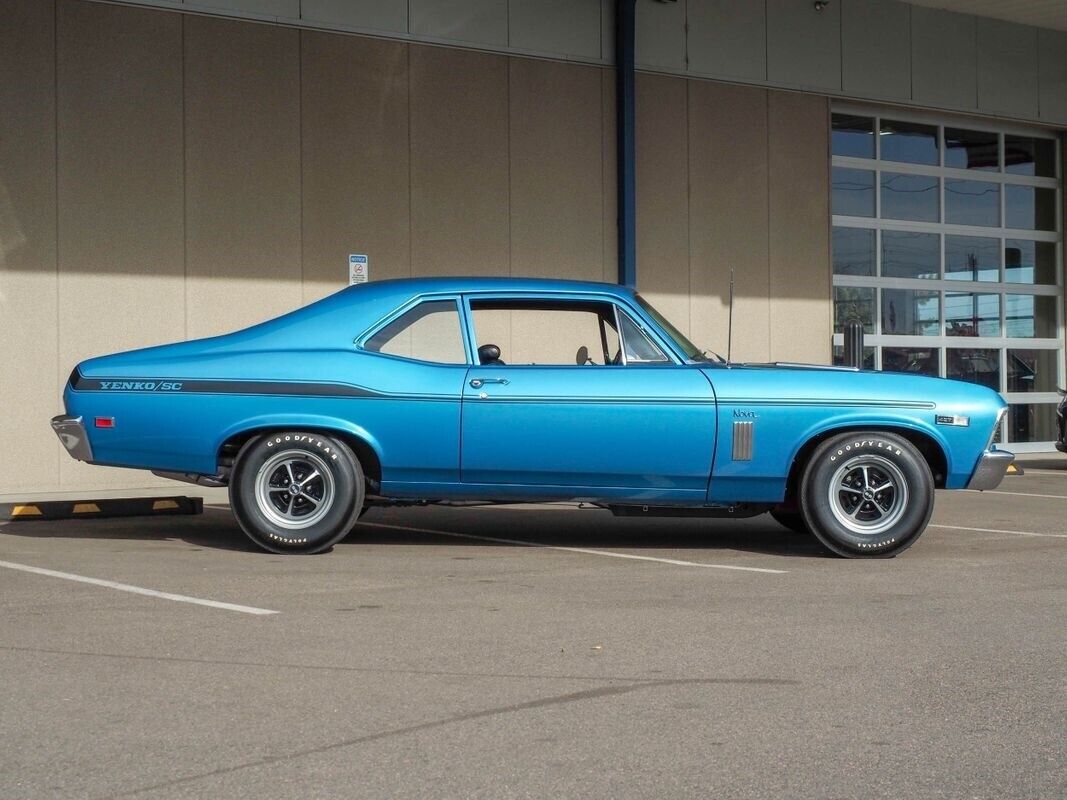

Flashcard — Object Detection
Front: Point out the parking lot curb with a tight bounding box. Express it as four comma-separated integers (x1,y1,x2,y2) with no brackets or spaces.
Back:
0,496,203,522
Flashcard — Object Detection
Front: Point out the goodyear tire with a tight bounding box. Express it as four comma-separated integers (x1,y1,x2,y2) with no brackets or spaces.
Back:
799,431,933,558
230,431,365,554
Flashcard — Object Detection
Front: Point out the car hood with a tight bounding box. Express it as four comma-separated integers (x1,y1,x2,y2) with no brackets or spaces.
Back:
700,361,1006,417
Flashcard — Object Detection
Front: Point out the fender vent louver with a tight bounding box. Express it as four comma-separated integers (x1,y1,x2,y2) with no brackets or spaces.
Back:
732,421,754,461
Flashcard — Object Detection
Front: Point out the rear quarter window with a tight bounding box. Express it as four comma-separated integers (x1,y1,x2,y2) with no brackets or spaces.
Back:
364,300,467,364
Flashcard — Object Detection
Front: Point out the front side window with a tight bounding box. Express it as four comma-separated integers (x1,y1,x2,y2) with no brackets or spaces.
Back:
468,299,621,366
364,299,467,364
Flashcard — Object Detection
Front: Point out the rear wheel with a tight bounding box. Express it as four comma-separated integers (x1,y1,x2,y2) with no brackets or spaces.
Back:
799,431,934,558
230,431,365,554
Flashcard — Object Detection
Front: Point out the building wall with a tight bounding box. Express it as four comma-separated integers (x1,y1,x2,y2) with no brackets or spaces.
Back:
0,0,829,494
79,0,1067,127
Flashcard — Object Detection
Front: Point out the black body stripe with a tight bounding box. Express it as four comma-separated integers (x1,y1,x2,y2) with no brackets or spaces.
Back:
70,373,386,399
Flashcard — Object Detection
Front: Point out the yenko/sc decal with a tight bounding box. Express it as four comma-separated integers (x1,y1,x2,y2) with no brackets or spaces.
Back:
97,381,183,391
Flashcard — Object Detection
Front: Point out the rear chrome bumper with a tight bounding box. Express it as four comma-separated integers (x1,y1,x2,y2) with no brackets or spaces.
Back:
966,449,1014,491
50,414,93,462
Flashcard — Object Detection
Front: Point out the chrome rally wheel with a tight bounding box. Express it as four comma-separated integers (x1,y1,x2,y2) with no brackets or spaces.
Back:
254,450,336,530
827,455,908,536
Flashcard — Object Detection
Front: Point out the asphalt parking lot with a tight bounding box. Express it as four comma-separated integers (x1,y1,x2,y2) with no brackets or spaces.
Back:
2,458,1064,799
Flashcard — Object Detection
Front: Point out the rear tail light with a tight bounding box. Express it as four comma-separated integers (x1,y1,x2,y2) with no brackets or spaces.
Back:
94,417,114,429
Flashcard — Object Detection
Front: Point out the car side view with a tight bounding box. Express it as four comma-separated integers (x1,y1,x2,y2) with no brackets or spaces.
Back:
51,277,1014,558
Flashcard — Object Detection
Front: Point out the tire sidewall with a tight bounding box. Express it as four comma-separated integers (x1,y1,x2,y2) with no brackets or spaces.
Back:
800,432,933,558
230,432,364,554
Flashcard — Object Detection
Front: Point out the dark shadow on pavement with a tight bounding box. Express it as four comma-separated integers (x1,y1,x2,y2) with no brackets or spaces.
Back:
0,503,830,559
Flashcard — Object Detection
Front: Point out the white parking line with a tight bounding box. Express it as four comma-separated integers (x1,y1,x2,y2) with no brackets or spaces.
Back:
928,524,1067,539
358,521,788,574
966,489,1067,500
0,560,279,615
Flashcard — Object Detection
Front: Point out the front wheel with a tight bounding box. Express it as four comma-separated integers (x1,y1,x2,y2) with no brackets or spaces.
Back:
230,431,365,554
799,432,934,558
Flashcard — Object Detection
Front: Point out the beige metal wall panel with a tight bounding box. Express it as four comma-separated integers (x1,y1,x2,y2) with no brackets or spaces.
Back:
186,0,299,18
842,0,911,101
301,0,407,33
768,90,830,364
56,0,184,490
509,58,603,281
1038,29,1067,124
635,73,689,337
301,31,410,304
977,18,1039,118
508,0,601,59
911,6,978,110
184,16,301,338
0,0,59,492
766,0,841,92
601,67,617,284
409,0,507,47
687,80,770,363
409,45,509,276
635,0,686,71
687,0,767,82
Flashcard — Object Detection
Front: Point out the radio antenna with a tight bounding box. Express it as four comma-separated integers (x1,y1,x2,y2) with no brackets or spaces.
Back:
726,269,735,366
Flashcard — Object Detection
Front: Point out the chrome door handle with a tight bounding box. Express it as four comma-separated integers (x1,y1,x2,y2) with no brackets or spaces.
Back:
469,378,509,388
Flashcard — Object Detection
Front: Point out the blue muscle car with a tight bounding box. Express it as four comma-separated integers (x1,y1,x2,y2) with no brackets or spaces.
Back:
51,277,1013,557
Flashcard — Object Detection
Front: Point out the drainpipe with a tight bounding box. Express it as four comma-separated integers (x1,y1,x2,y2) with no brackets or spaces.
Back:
616,0,637,288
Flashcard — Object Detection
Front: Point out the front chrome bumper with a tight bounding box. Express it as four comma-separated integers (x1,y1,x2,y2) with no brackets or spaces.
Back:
50,414,93,462
966,449,1014,491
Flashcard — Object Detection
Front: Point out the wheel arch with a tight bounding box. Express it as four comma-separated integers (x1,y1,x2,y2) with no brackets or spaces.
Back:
782,424,948,506
217,418,383,492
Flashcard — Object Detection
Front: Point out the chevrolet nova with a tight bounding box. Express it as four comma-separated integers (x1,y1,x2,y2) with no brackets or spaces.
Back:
51,277,1013,557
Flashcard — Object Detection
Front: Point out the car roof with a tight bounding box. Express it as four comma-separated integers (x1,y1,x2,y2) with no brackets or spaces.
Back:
340,276,637,300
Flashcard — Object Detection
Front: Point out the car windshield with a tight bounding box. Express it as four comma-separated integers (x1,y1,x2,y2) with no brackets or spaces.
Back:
634,294,723,363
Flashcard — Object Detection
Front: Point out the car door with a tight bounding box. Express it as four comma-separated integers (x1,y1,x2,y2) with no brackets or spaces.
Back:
459,294,716,500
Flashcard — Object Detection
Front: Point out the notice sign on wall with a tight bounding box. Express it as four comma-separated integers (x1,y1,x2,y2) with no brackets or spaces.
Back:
348,254,369,285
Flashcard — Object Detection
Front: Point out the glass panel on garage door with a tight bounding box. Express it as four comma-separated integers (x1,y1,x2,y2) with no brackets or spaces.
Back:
831,109,1064,452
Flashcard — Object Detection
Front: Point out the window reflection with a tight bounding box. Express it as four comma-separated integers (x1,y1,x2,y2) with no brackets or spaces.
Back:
882,347,939,377
1004,240,1056,285
834,286,875,334
1005,185,1057,231
945,235,999,281
833,345,876,370
832,167,875,217
1004,135,1056,178
1009,403,1059,442
1007,349,1059,392
882,230,939,279
1005,295,1056,338
880,119,939,165
881,172,939,222
945,292,1000,337
832,114,875,159
945,179,999,227
881,289,939,336
947,348,1000,390
944,128,998,171
832,227,875,276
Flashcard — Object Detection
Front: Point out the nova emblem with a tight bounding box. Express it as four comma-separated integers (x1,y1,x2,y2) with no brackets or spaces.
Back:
733,409,757,419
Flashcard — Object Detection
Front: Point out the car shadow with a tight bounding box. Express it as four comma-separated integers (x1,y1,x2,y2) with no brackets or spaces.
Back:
0,503,830,559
